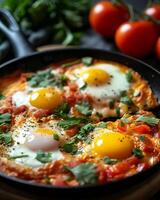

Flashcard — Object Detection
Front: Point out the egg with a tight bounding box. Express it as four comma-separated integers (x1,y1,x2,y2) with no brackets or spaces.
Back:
12,87,63,110
8,118,66,167
91,129,134,159
66,63,130,101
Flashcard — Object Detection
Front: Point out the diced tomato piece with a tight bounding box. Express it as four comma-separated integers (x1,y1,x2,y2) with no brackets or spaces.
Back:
13,105,28,115
33,109,51,119
0,107,12,114
68,82,78,91
0,124,9,132
54,175,67,186
66,126,79,137
117,121,127,132
132,124,151,134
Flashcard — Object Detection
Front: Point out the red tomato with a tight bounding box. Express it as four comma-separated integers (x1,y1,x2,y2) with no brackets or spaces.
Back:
145,4,160,33
89,1,129,37
115,20,158,57
156,37,160,59
132,124,151,134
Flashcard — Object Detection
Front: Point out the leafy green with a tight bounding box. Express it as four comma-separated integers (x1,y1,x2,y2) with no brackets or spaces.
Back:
136,115,159,126
0,93,5,100
76,102,92,116
65,163,97,185
63,141,77,154
0,133,12,145
115,107,120,117
139,135,146,142
76,123,95,141
57,117,87,130
81,57,93,66
35,151,52,163
53,103,70,118
0,0,92,45
53,133,59,141
132,148,143,158
9,154,29,160
120,96,133,106
27,68,67,88
103,157,118,165
0,113,11,125
126,70,133,83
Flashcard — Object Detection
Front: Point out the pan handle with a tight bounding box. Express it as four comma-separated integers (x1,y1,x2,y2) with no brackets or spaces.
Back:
0,9,35,57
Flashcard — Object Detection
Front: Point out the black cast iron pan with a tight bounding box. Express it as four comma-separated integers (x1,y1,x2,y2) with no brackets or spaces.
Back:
0,9,159,200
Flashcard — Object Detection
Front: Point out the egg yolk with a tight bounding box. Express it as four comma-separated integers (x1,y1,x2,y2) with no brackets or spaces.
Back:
35,128,57,135
29,88,62,110
80,68,110,86
92,131,134,159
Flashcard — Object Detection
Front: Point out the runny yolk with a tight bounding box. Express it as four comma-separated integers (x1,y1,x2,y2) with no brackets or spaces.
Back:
80,68,110,86
29,87,62,110
34,128,57,135
91,131,134,159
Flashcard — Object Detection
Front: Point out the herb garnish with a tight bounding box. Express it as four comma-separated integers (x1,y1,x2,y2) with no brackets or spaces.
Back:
53,102,70,118
81,57,93,66
9,154,29,160
0,113,11,125
63,141,77,154
136,115,159,126
65,163,97,185
116,107,120,117
120,96,133,106
35,151,52,163
0,133,12,145
76,102,92,116
126,70,133,83
0,93,5,100
103,157,118,165
76,123,95,141
53,134,59,141
139,135,146,142
133,148,143,158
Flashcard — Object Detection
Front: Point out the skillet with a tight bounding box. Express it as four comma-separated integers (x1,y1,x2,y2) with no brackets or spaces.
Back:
0,9,159,200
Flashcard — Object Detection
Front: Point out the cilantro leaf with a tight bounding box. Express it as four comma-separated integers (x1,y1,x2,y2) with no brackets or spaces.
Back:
120,96,132,106
53,103,70,118
81,57,93,66
63,141,77,154
0,113,11,125
57,117,87,129
76,102,92,116
136,115,159,126
0,93,5,100
126,70,133,83
9,154,29,160
115,107,120,117
132,148,143,158
103,157,118,165
76,123,95,141
65,163,97,185
139,135,146,142
53,133,59,141
35,151,52,163
0,133,12,145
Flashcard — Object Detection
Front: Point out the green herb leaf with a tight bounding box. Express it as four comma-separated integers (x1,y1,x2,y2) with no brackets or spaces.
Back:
76,123,95,141
103,157,118,165
126,70,133,83
133,148,143,158
63,141,77,154
9,154,29,160
53,102,70,118
120,96,132,106
0,113,11,125
53,133,59,141
65,163,97,185
76,102,92,116
81,57,93,66
35,151,52,163
136,115,159,126
80,83,87,90
115,107,120,117
139,135,146,142
0,93,5,100
0,133,12,145
57,117,87,130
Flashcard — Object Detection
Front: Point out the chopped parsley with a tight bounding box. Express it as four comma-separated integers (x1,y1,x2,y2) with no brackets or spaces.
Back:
139,135,146,142
76,123,95,141
120,96,132,106
126,70,133,83
53,102,70,118
27,68,67,88
76,102,92,116
65,163,97,185
132,148,143,158
136,115,159,126
103,157,118,165
9,154,29,160
116,107,120,117
81,57,93,66
0,113,11,125
109,100,115,109
63,141,77,154
0,133,12,145
80,83,87,90
53,133,59,141
57,117,87,130
35,151,52,163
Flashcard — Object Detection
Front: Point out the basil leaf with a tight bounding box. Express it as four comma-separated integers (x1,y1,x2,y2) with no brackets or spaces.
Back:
57,117,87,130
0,113,11,125
132,148,143,158
0,133,12,145
126,70,133,83
136,115,159,126
35,151,52,163
76,102,92,116
120,96,132,106
103,157,118,165
81,57,93,66
65,163,97,185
